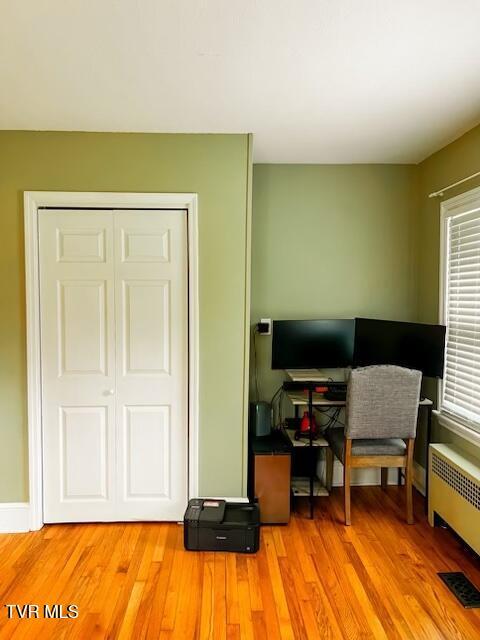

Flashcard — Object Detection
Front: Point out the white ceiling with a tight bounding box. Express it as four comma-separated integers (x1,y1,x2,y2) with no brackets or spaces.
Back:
1,1,480,163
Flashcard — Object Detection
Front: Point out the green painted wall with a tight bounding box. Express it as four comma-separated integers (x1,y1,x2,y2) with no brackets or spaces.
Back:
0,130,252,502
251,131,480,468
251,164,417,404
416,124,480,458
2,125,478,503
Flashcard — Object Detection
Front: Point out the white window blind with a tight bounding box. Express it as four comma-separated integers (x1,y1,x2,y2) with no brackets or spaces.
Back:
442,205,480,433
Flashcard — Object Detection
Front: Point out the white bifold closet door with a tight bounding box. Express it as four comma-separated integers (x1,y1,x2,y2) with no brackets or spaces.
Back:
39,209,188,522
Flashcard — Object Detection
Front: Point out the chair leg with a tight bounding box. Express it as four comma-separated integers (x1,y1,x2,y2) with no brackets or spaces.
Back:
405,439,415,524
381,468,388,491
344,439,352,525
325,447,334,492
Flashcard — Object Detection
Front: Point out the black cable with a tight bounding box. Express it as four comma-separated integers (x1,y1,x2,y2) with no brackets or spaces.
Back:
323,408,342,432
315,407,341,432
252,326,260,401
268,385,282,429
271,384,283,400
270,385,283,405
278,389,285,429
272,388,285,429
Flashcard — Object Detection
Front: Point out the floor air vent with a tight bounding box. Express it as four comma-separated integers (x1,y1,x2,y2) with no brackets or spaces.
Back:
438,572,480,608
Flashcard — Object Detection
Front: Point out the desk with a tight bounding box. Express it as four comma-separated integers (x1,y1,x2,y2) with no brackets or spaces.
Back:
283,428,329,500
287,392,345,407
285,388,345,518
284,385,434,518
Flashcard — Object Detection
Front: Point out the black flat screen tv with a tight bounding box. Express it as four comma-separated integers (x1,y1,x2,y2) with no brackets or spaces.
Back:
353,318,446,378
271,319,355,369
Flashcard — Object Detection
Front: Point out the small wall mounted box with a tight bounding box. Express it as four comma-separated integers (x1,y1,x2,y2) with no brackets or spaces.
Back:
184,499,260,553
257,318,272,335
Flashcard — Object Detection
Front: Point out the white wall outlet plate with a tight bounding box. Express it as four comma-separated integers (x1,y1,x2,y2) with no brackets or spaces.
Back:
259,318,272,335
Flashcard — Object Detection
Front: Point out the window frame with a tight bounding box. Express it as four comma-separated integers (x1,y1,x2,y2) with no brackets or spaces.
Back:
438,184,480,444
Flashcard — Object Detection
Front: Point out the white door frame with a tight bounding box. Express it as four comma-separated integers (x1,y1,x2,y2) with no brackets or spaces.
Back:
24,191,199,531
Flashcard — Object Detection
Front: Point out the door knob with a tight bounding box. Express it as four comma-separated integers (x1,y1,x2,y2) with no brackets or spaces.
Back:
104,389,115,396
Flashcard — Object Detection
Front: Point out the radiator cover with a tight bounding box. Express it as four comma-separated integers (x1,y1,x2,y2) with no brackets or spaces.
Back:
429,443,480,555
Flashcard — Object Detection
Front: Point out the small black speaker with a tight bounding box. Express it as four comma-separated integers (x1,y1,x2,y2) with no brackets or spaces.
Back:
249,402,271,437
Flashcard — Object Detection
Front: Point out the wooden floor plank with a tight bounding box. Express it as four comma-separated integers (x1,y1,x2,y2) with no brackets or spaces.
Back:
0,488,478,639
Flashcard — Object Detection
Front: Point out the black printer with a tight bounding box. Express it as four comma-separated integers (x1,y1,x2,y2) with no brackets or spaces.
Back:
184,498,260,553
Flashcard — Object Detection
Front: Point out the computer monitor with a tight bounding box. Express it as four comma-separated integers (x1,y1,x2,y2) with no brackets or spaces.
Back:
271,319,355,369
353,318,446,378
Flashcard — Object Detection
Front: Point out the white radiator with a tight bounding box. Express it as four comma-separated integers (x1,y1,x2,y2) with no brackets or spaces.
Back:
429,443,480,555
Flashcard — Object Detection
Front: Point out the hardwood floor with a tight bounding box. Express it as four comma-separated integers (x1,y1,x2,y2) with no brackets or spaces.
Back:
0,487,479,639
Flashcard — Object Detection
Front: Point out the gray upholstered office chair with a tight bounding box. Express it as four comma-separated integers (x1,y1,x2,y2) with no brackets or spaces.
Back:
325,365,422,526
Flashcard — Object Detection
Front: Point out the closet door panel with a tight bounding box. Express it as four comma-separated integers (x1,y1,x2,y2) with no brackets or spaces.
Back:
39,210,117,523
114,210,188,521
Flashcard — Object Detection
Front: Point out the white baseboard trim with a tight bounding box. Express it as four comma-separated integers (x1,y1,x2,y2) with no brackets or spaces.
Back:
413,461,426,496
1,498,248,534
321,460,403,488
319,460,427,492
0,503,31,534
